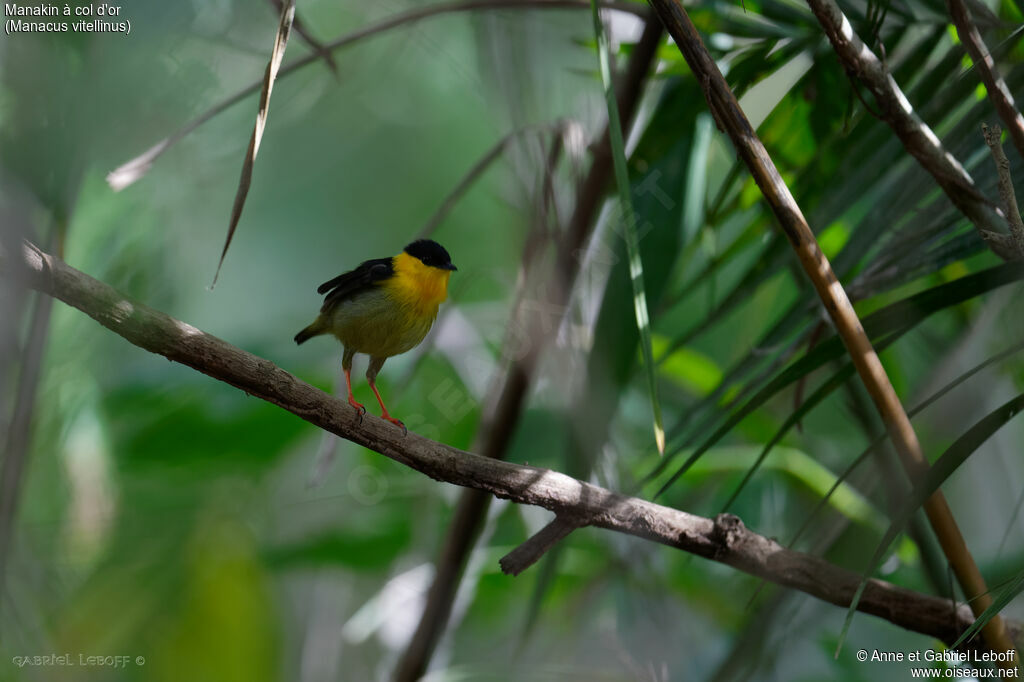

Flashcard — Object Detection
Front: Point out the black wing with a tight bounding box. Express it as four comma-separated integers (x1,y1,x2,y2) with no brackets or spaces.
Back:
317,257,394,312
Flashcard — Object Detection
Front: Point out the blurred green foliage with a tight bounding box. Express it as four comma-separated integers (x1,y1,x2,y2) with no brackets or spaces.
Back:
3,0,1024,680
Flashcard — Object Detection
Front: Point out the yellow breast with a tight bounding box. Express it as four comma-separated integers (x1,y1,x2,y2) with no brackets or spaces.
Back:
383,251,451,319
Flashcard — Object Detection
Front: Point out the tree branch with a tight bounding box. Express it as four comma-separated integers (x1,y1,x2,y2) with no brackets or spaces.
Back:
645,0,1015,658
947,0,1024,161
803,0,1020,260
9,240,1023,651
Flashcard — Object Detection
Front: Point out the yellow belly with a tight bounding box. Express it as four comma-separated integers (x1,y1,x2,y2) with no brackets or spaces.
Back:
325,288,436,358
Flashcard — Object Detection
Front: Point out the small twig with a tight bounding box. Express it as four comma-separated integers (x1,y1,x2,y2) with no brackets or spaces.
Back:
536,123,567,235
415,123,567,241
792,320,827,433
499,515,583,576
844,70,885,120
268,0,339,77
983,123,1024,257
948,0,1024,162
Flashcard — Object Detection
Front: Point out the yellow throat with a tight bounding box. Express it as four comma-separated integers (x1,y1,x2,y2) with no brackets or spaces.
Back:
385,251,451,317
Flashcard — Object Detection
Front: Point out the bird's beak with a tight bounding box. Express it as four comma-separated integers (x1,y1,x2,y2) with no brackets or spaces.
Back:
444,263,458,271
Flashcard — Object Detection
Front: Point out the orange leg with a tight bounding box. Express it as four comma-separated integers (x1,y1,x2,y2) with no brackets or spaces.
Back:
369,380,406,435
344,367,365,421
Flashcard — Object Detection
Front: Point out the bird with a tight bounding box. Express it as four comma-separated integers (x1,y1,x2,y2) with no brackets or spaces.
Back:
294,239,457,433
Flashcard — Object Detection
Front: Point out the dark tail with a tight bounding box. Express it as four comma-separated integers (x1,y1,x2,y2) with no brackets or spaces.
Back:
294,324,319,345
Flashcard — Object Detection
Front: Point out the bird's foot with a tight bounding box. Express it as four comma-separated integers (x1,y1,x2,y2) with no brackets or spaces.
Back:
381,414,407,436
348,397,366,423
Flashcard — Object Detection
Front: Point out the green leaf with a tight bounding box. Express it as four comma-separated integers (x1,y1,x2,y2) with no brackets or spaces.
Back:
653,261,1024,498
657,234,790,360
719,360,857,512
591,0,664,453
265,524,410,572
950,569,1024,650
836,391,1024,657
788,337,1024,550
104,387,303,475
576,77,696,476
654,335,724,397
151,517,279,682
686,446,884,529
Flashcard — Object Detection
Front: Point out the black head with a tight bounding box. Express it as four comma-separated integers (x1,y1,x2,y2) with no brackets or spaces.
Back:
404,239,457,271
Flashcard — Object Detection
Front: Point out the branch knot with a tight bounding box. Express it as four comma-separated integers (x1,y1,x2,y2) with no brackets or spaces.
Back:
712,513,746,554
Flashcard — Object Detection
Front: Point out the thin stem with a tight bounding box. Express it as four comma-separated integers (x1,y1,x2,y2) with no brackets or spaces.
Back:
983,123,1024,256
0,222,62,602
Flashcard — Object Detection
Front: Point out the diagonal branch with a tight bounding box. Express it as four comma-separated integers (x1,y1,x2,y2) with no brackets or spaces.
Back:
947,0,1024,161
9,240,1023,651
646,0,1015,659
803,0,1020,260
